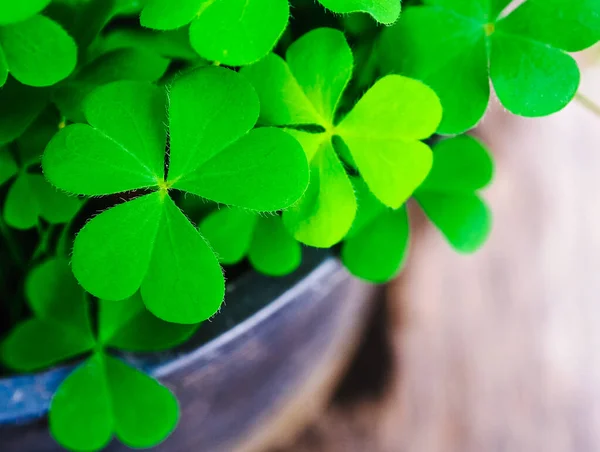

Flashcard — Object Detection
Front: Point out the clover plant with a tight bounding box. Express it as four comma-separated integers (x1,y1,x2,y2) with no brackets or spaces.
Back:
0,0,598,450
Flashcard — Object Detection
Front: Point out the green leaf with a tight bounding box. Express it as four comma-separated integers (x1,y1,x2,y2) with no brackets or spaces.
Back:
249,215,301,276
419,135,493,192
0,148,17,185
240,53,323,126
199,207,257,265
342,178,410,283
54,48,170,122
0,78,49,146
72,192,163,301
0,47,7,87
0,0,51,25
3,173,81,229
173,127,309,212
1,258,95,372
415,192,491,253
490,32,579,117
141,195,224,324
342,208,410,283
44,82,167,195
283,140,356,247
318,0,401,24
50,353,113,452
92,28,197,60
189,0,289,66
0,15,77,87
285,27,353,126
497,0,600,52
379,7,489,134
16,107,60,167
167,66,259,180
337,75,440,208
50,352,178,450
99,292,198,351
140,0,201,30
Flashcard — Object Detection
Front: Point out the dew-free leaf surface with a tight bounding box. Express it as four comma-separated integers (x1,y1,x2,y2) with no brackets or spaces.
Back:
141,0,289,66
242,27,440,247
318,0,401,24
380,0,600,134
43,67,308,323
200,208,301,276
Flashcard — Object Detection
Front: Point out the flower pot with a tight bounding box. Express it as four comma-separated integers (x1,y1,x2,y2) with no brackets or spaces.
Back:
0,250,377,451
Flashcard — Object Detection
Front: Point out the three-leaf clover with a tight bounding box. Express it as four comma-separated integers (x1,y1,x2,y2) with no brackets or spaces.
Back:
342,135,493,282
379,0,600,134
140,0,290,66
199,209,301,276
0,1,77,87
42,66,309,324
242,27,441,247
1,258,195,451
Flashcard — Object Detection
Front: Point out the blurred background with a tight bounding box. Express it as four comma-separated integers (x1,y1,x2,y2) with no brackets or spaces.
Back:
265,46,600,452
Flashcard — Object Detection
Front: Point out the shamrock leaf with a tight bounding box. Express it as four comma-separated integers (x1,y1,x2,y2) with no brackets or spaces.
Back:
140,0,289,66
0,13,77,87
414,134,493,252
53,46,170,122
0,148,17,186
0,78,49,146
43,67,309,323
318,0,401,24
242,27,441,247
379,0,600,134
342,178,410,283
50,351,179,451
0,1,51,26
3,172,81,230
200,208,301,276
0,258,95,372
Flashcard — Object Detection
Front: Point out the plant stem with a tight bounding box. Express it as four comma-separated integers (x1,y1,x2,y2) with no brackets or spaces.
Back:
575,91,600,118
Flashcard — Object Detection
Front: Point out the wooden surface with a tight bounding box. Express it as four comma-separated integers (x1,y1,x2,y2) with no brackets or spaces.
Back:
275,56,600,451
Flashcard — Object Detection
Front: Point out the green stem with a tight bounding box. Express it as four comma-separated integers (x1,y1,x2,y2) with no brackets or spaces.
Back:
575,91,600,118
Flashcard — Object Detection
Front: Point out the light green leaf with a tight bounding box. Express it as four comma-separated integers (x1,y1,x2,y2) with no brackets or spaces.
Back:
140,0,201,30
0,78,49,146
419,135,494,192
44,81,167,196
249,215,301,276
318,0,401,24
286,27,353,126
141,195,224,324
415,192,492,253
284,129,328,161
54,48,170,122
50,353,114,452
199,207,258,265
0,148,17,185
283,141,356,248
72,192,163,301
1,258,95,372
423,0,489,21
174,127,309,212
0,0,51,25
189,0,290,66
497,0,600,52
3,173,81,229
337,75,440,208
167,66,259,180
0,15,77,87
342,208,410,283
240,53,322,126
379,8,488,134
490,32,579,117
99,292,198,351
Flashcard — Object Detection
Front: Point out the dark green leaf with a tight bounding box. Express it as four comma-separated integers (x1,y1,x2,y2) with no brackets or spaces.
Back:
249,215,301,276
0,148,17,185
